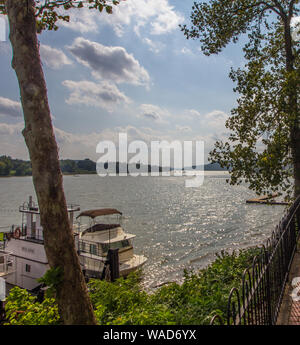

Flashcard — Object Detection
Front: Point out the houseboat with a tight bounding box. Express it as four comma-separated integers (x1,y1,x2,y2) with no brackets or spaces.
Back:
0,197,147,291
75,208,147,279
0,196,80,291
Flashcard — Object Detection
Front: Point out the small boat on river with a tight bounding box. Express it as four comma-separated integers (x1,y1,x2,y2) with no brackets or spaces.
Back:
0,197,147,291
74,208,147,279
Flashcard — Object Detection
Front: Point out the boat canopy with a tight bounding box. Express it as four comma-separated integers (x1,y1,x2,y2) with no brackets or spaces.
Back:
98,233,136,244
81,223,121,235
76,208,122,219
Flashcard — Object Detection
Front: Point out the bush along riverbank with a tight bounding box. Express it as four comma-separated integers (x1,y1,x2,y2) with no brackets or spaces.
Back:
3,247,261,325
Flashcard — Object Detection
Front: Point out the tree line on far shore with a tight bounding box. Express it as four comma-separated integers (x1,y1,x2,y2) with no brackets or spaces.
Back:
0,156,96,176
0,155,227,177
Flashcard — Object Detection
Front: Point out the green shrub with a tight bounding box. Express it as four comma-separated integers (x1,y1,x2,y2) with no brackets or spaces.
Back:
88,247,261,325
3,247,260,325
4,286,60,325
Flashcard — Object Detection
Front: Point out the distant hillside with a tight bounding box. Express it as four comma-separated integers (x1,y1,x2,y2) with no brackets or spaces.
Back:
0,156,97,177
0,156,32,176
204,163,228,171
0,156,228,177
183,162,228,171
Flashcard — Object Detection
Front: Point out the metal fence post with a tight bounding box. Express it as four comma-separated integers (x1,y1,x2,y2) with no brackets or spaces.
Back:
264,248,272,325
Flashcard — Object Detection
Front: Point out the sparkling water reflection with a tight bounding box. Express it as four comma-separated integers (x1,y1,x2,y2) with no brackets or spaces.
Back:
0,172,285,288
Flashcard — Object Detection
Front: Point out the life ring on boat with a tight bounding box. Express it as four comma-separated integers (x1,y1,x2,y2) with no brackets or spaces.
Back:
14,227,21,239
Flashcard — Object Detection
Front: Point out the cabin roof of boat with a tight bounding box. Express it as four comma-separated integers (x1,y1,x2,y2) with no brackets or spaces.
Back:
76,208,122,219
81,223,121,235
100,233,136,244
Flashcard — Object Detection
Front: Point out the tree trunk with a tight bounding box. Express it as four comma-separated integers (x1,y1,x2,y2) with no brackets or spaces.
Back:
291,126,300,198
283,18,300,198
5,0,97,325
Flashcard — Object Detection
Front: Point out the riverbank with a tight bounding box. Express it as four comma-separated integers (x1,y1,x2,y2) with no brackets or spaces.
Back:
3,246,261,325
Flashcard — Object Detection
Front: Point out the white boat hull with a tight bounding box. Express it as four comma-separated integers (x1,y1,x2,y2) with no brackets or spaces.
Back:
119,254,147,277
79,253,147,279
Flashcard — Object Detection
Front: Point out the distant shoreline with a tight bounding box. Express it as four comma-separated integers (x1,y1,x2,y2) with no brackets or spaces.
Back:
0,155,228,177
0,170,229,178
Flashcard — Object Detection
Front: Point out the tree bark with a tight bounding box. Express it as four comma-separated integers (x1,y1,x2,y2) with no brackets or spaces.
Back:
5,0,97,325
283,18,300,198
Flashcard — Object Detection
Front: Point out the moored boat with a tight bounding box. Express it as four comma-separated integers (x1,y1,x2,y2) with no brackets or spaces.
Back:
0,197,147,292
1,197,80,290
75,208,147,279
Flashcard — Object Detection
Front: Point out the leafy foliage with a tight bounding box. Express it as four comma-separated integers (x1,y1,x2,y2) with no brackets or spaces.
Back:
182,1,300,199
0,156,97,176
37,266,63,297
4,286,60,325
87,248,260,325
3,248,260,325
0,0,121,32
0,156,32,176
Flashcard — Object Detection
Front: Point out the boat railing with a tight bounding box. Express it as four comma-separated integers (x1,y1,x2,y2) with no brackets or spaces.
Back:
24,227,44,243
19,200,38,213
19,202,80,213
67,203,81,212
73,222,86,234
0,250,15,277
78,239,104,258
7,224,44,243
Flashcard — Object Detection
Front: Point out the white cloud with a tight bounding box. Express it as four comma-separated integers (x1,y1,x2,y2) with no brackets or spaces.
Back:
58,0,184,37
0,122,28,159
40,44,72,70
0,121,23,135
291,16,300,26
139,104,170,123
204,110,228,130
143,38,164,53
0,97,22,117
112,0,184,36
180,47,193,55
0,119,226,164
183,109,228,131
62,79,131,112
291,16,300,40
58,7,100,34
68,37,150,86
187,109,201,118
176,125,192,132
53,125,172,161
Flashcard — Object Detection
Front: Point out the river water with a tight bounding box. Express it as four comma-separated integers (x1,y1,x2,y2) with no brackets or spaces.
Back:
0,172,286,288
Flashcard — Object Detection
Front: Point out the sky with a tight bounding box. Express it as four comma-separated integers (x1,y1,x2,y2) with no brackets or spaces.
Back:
0,0,247,163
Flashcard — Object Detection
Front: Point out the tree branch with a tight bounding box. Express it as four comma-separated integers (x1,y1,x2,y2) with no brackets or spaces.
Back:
35,0,73,17
230,1,281,16
288,0,297,21
270,0,287,19
260,1,282,16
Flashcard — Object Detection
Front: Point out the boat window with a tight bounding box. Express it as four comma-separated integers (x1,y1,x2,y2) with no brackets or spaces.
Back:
80,242,86,252
101,239,131,253
90,244,97,255
121,240,130,248
101,244,109,253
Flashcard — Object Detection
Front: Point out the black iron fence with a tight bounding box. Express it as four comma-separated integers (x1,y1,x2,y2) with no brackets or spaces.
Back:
210,195,300,325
